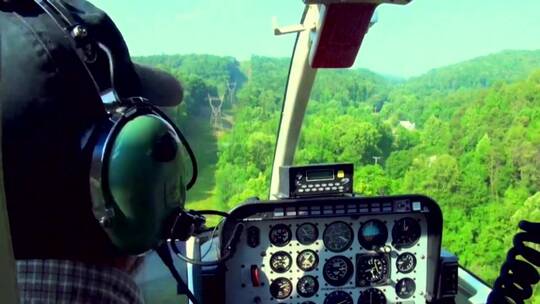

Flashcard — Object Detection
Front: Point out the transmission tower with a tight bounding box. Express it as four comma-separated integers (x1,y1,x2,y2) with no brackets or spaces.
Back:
373,156,381,165
227,80,237,105
208,93,224,129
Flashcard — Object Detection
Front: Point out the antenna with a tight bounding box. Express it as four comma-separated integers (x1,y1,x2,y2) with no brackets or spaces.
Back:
208,94,224,130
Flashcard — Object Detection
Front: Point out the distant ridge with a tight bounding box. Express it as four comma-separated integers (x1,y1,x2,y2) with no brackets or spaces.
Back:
403,50,540,92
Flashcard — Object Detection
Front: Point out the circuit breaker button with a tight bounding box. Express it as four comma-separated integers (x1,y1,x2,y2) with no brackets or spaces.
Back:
247,226,260,248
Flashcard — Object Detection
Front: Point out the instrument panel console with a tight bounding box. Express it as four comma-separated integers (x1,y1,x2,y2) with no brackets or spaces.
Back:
220,195,442,304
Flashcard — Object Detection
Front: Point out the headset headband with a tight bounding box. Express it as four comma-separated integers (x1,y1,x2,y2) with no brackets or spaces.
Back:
34,0,119,104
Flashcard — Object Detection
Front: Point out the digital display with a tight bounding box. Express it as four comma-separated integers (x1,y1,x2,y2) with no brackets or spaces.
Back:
306,169,334,181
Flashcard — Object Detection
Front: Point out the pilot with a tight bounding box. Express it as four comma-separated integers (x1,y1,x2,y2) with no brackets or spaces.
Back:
1,0,187,302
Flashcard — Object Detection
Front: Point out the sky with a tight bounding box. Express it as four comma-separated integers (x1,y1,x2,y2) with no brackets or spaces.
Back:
91,0,540,77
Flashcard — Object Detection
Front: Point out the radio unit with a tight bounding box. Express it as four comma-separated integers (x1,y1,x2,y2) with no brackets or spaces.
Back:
278,163,354,198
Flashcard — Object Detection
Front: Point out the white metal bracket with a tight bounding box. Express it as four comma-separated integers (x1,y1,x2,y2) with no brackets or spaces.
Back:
272,16,317,36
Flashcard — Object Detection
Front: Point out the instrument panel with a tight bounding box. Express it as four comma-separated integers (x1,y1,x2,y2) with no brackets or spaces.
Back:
221,195,442,304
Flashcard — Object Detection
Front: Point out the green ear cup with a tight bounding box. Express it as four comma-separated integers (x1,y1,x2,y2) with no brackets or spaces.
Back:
94,114,186,254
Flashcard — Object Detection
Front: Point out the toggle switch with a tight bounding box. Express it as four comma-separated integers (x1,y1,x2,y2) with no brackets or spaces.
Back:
251,265,261,287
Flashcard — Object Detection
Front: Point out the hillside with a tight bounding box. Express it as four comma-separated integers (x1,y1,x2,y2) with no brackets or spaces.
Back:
377,50,540,127
134,50,540,302
404,49,540,92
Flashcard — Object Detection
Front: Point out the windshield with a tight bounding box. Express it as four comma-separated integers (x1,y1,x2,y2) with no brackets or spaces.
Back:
93,1,539,303
295,1,540,300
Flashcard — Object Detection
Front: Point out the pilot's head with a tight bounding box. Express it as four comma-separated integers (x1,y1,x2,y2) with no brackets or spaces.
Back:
1,0,188,267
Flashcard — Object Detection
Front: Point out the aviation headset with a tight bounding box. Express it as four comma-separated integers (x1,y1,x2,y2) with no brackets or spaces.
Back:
32,0,198,255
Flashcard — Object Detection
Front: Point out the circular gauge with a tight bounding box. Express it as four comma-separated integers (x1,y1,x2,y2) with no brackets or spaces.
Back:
356,253,389,287
296,223,318,245
358,288,386,304
396,278,416,299
323,221,353,252
359,219,388,250
269,277,293,299
396,252,417,273
297,249,319,271
269,224,292,247
324,290,353,304
270,251,292,273
297,275,319,298
323,255,354,286
392,217,421,249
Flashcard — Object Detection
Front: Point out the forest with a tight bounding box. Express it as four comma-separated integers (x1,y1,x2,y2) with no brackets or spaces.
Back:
135,50,540,302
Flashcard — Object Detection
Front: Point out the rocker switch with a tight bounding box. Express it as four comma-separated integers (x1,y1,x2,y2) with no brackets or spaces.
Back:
250,265,261,287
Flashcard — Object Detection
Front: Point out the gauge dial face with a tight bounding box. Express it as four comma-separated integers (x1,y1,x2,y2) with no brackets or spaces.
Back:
396,278,416,299
297,249,319,271
324,290,353,304
392,217,421,248
296,223,318,245
323,221,353,252
359,219,388,250
323,255,354,286
269,277,293,299
355,253,390,287
358,288,387,304
297,275,319,298
269,224,292,247
396,252,417,273
270,251,292,273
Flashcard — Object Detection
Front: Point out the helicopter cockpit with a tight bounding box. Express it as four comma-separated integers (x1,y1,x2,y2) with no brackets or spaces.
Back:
149,1,536,304
0,0,538,304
